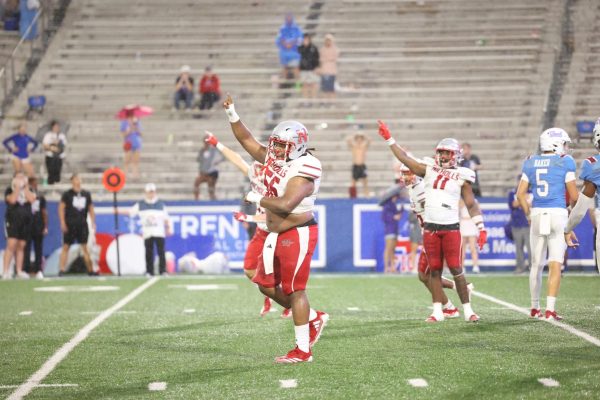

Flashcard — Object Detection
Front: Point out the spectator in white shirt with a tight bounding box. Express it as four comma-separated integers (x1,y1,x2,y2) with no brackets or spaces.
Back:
42,120,67,184
128,183,172,276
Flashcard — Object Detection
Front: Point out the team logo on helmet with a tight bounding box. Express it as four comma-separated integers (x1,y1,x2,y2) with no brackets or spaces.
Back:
593,118,600,151
435,138,462,168
267,120,309,163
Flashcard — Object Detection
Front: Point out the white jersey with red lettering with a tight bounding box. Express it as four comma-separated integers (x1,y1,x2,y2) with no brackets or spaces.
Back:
248,161,269,231
263,153,321,214
422,158,475,225
407,179,426,227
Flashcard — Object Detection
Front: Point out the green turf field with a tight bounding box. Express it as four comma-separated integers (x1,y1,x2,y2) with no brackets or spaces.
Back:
1,274,599,399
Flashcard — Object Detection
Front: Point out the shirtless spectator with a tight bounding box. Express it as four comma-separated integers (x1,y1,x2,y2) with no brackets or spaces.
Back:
347,133,371,198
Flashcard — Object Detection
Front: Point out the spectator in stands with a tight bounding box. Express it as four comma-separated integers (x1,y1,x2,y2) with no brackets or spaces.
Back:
174,65,194,111
3,172,35,280
198,66,221,110
3,122,38,178
460,199,480,273
347,133,371,198
58,174,97,276
276,13,303,82
193,135,224,200
319,33,340,100
460,143,482,196
508,178,531,274
23,177,46,279
120,110,142,179
128,183,171,277
42,120,67,184
298,33,320,100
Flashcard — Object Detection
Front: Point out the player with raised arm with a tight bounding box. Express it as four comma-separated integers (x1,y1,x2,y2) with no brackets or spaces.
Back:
204,131,291,318
400,164,474,318
517,128,578,321
222,94,328,363
565,120,600,269
378,121,485,322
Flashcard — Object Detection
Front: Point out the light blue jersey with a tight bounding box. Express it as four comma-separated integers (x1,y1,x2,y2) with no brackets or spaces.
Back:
521,154,576,208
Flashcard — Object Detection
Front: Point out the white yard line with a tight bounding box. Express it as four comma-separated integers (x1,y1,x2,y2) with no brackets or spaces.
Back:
472,290,600,347
0,384,78,389
148,382,167,391
18,311,32,316
7,277,159,400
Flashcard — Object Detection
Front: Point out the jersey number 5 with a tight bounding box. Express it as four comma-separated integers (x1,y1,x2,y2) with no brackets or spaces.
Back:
535,168,548,197
433,175,449,190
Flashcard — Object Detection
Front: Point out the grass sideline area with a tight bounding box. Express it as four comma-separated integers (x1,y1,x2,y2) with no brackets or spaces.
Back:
1,274,599,399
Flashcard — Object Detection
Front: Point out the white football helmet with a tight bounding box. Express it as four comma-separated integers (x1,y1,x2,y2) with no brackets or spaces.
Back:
267,120,309,163
435,138,462,168
593,118,600,151
539,127,571,155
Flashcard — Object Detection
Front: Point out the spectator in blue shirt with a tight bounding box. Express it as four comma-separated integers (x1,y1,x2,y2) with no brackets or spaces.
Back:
276,13,303,82
3,122,38,178
379,187,403,273
508,180,531,273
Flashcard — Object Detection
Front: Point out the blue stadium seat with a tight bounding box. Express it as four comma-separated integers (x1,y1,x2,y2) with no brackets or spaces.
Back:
576,120,595,143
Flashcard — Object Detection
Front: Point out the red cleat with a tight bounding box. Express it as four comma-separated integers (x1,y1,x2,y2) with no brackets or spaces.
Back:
545,310,563,321
426,315,444,322
260,297,272,317
274,346,313,364
530,308,542,319
443,307,460,319
466,314,480,322
280,308,292,319
309,311,329,348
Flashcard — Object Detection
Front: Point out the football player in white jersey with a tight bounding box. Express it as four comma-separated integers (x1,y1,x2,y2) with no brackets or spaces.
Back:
203,131,283,317
222,95,328,363
400,164,473,318
378,121,486,322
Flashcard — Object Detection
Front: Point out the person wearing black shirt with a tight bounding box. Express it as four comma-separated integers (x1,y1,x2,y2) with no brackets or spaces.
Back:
298,34,320,100
58,174,97,276
2,172,36,280
459,142,482,197
23,177,47,279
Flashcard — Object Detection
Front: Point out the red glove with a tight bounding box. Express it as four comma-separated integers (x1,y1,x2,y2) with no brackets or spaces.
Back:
204,132,219,147
377,120,391,140
477,229,488,250
233,212,250,222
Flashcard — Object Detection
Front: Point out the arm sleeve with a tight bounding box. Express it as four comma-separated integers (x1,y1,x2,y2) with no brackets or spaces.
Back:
297,159,322,180
29,136,39,152
3,135,13,151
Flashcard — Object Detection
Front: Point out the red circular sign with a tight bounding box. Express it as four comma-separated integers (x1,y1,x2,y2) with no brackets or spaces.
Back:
102,167,126,193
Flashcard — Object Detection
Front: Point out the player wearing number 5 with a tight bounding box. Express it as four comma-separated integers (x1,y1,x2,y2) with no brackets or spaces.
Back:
377,121,485,323
517,128,578,321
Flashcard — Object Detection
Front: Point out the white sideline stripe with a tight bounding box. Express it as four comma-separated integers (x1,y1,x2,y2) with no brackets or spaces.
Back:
408,378,428,388
279,379,297,388
18,311,32,316
183,309,196,314
148,382,167,391
347,307,360,311
538,378,560,387
7,277,159,400
0,384,79,389
472,290,600,347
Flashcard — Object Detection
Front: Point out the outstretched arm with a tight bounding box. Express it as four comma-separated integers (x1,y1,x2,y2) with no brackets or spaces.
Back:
565,180,596,246
377,120,426,177
223,94,267,163
205,131,250,175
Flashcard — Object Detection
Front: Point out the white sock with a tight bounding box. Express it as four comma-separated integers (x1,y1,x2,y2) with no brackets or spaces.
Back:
443,300,455,310
295,324,310,353
463,302,474,317
547,296,556,312
433,302,443,319
309,308,317,321
531,300,540,310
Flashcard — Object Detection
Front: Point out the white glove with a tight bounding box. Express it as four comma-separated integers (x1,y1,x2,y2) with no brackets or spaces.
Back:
245,191,263,204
